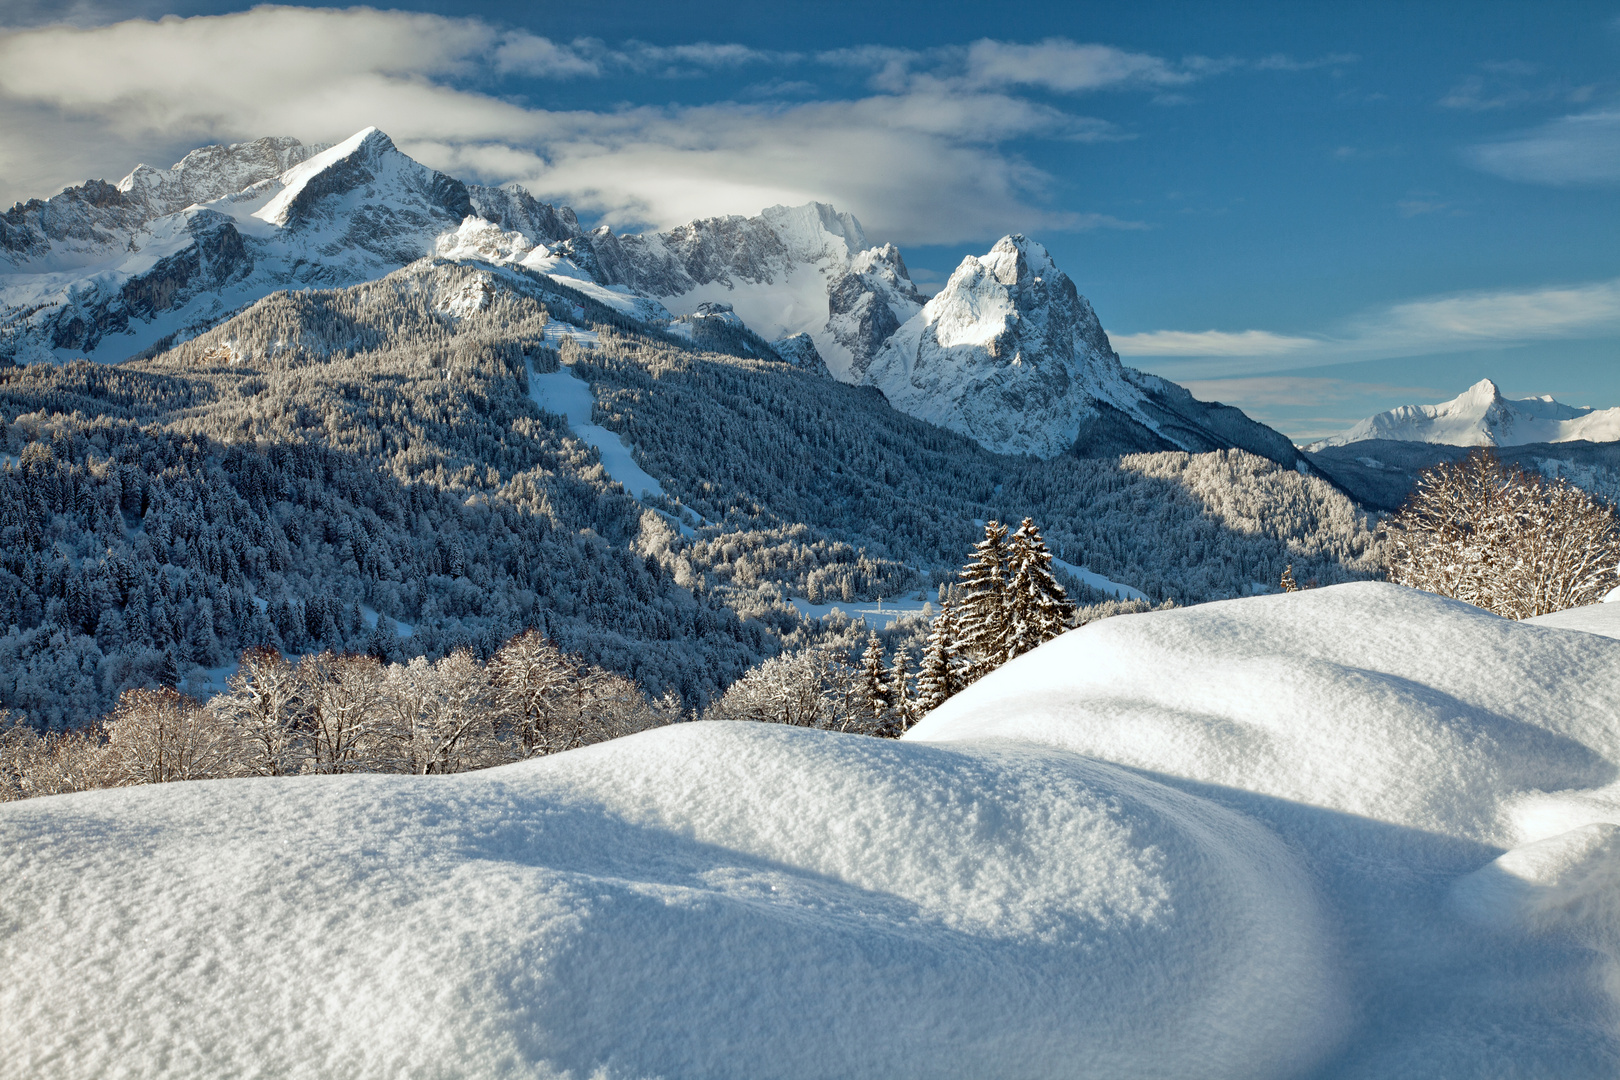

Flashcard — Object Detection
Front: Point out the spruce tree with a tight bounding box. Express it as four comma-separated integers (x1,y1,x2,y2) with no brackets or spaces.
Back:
915,598,959,712
856,634,888,730
888,648,913,736
1006,517,1073,658
957,520,1012,680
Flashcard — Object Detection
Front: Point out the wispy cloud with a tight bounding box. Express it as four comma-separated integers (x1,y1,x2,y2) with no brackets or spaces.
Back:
1112,329,1317,357
1467,109,1620,185
1174,376,1441,409
1252,53,1358,72
1121,277,1620,377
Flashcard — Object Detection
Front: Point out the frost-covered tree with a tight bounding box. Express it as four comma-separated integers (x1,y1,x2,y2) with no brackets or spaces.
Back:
487,629,575,758
210,646,304,776
1389,449,1620,618
887,648,915,736
103,687,238,785
856,634,889,728
957,521,1012,678
1006,517,1072,658
915,598,961,713
704,646,864,731
300,653,387,774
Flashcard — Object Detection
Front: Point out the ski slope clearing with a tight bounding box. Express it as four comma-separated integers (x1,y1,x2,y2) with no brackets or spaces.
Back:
8,583,1620,1077
528,362,668,501
789,594,933,628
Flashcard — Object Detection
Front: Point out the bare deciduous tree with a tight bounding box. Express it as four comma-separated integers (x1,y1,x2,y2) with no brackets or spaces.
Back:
104,687,240,785
1389,449,1620,618
211,647,305,776
299,652,387,774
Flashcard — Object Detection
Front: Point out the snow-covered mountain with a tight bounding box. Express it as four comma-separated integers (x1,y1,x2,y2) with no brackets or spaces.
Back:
1310,378,1620,449
1,126,1300,466
0,128,475,364
863,236,1300,461
460,197,923,380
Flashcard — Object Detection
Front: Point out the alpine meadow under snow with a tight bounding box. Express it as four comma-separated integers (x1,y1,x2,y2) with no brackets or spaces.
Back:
5,115,1620,1080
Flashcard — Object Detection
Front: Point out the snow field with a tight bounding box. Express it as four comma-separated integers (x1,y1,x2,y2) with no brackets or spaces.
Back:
911,581,1620,1075
10,583,1620,1076
0,724,1344,1080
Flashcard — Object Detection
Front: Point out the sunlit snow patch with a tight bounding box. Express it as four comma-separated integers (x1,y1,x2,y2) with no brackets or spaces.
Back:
1,723,1347,1080
789,595,932,629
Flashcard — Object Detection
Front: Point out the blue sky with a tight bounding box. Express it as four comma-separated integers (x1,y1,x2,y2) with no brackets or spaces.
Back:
1,1,1617,438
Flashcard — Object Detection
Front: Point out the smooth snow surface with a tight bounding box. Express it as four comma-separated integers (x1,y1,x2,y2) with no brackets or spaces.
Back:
1,724,1347,1080
1525,600,1620,639
1311,377,1620,448
912,582,1620,1077
11,583,1620,1077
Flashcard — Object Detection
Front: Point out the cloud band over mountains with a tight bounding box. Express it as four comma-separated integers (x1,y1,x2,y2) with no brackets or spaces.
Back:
0,6,1208,244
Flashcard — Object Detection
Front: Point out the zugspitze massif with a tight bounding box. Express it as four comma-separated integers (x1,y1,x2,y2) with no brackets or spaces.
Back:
0,127,1295,466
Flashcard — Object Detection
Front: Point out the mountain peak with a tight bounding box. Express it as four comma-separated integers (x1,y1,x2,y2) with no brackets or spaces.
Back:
1461,377,1503,404
760,202,867,261
1312,380,1620,448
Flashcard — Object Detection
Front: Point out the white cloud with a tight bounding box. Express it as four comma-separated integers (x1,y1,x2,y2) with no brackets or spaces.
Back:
492,33,603,79
0,8,1142,245
1123,277,1620,378
1112,329,1317,356
962,39,1192,92
1467,110,1620,185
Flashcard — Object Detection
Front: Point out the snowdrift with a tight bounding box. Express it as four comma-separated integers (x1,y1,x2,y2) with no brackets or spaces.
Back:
7,583,1620,1077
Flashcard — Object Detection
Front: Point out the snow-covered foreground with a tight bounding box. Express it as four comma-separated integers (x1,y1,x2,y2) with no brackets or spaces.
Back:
7,583,1620,1078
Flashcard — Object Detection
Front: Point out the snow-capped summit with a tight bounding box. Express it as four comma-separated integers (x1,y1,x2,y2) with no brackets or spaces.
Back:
862,236,1300,462
545,201,923,379
0,128,473,363
1311,378,1620,448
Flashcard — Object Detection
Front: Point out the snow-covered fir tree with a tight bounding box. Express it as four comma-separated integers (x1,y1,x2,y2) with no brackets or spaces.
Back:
915,597,962,713
887,648,915,736
1006,517,1073,658
857,634,889,729
957,521,1012,679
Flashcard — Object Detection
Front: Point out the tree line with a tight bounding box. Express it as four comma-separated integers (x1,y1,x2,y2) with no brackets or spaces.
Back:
1,628,679,800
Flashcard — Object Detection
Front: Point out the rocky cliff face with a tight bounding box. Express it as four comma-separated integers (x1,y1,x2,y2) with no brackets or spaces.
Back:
862,236,1299,464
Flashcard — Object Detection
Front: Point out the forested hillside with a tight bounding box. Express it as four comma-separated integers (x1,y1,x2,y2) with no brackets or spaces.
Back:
0,257,1385,728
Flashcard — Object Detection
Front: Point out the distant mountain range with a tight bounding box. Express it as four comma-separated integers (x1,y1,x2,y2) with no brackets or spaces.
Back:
1,127,1299,469
1308,378,1620,450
